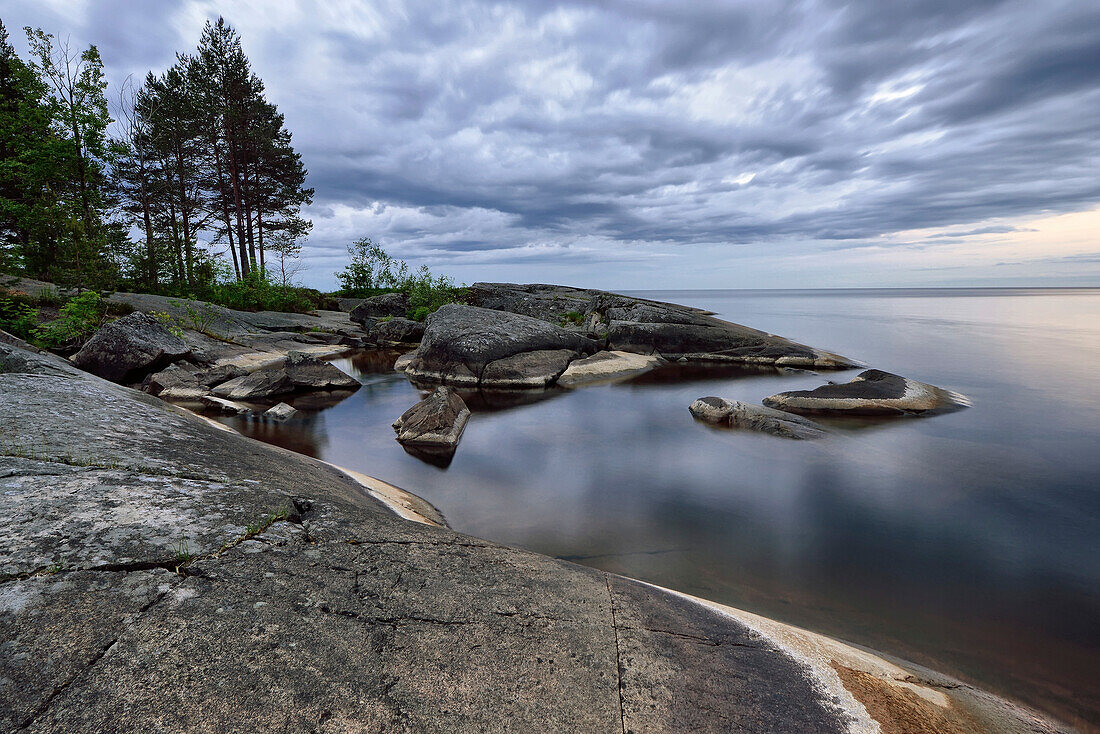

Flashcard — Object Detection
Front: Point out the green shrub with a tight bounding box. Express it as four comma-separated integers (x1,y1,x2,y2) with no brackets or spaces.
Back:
33,291,107,349
560,311,585,327
0,297,40,341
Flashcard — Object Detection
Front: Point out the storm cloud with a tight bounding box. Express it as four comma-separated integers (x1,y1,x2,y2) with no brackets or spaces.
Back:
5,0,1099,287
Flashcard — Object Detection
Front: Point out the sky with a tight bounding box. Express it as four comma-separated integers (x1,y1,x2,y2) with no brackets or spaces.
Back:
5,0,1100,290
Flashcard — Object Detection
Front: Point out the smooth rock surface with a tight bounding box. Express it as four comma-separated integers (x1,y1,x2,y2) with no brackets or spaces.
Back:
557,350,663,387
404,304,593,387
199,395,252,415
71,312,191,383
689,397,827,439
763,369,970,416
393,387,470,449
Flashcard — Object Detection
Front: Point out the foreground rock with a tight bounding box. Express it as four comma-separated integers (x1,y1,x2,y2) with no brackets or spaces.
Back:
465,283,856,368
557,350,663,387
404,304,594,387
689,397,827,440
764,369,970,416
0,338,1068,733
393,387,470,452
71,312,191,382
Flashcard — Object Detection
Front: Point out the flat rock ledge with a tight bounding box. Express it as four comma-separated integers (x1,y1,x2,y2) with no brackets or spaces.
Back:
557,350,664,387
0,337,1064,734
764,369,971,416
690,397,828,440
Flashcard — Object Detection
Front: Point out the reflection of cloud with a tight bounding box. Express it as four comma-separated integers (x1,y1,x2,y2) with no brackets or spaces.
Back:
5,0,1099,287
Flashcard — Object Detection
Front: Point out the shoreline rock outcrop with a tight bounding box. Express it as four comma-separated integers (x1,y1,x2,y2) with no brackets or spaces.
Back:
0,336,1068,733
764,369,970,416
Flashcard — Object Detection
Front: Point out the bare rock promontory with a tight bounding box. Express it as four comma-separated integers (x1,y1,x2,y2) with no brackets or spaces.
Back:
764,369,970,416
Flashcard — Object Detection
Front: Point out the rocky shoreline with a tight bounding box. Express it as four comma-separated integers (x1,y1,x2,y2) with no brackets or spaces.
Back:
0,335,1071,732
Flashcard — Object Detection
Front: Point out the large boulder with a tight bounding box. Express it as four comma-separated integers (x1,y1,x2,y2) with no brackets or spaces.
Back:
349,292,410,326
404,304,594,388
71,312,191,383
557,350,663,387
689,397,827,440
283,351,361,391
393,387,471,451
367,317,425,345
763,370,970,416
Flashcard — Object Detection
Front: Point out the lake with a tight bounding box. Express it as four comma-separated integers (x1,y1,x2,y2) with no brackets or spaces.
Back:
217,288,1100,729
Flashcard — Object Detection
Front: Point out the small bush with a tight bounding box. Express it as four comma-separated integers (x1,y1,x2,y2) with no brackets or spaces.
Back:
0,297,39,341
560,311,585,327
33,291,107,349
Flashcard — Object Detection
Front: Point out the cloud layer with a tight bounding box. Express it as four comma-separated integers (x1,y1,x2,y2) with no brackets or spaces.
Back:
7,0,1100,287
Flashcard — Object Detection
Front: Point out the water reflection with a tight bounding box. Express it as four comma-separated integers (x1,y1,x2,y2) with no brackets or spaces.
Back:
213,289,1100,729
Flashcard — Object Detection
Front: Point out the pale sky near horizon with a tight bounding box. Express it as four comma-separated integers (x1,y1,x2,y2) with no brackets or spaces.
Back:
5,0,1099,290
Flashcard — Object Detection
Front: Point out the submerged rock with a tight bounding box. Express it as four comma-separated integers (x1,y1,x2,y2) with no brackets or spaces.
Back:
557,350,663,387
763,369,970,416
264,402,297,421
689,397,827,439
71,312,191,382
404,304,593,388
393,387,470,452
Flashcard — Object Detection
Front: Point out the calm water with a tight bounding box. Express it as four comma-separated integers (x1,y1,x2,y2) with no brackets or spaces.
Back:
219,288,1100,729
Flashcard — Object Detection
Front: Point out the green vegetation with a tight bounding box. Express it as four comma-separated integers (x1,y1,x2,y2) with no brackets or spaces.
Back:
174,539,193,565
1,18,312,296
336,238,464,321
0,285,132,349
244,504,290,539
560,311,585,327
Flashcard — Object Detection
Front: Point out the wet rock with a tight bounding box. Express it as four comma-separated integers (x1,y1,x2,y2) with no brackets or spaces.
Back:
211,370,295,400
689,397,827,440
393,386,470,451
199,395,252,415
367,317,425,345
264,402,297,421
404,304,594,388
393,351,417,372
283,351,361,391
71,312,191,382
557,350,663,387
763,369,970,416
350,292,410,325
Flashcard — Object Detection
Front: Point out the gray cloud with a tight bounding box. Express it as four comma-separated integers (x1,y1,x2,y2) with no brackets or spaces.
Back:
3,0,1098,287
